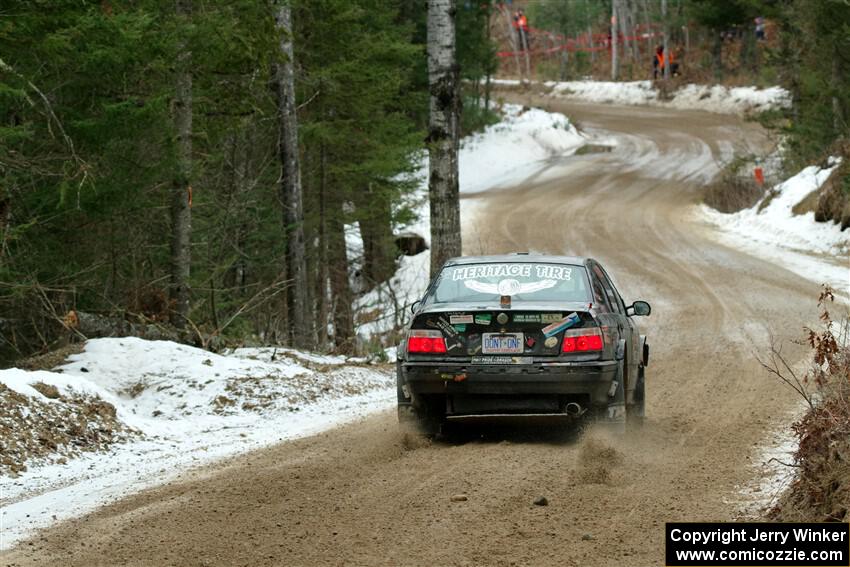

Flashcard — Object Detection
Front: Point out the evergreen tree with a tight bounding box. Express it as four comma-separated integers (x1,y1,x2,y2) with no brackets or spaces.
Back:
273,0,312,349
170,0,193,329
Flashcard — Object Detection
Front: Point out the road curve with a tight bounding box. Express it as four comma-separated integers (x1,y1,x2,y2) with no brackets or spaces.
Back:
2,95,823,567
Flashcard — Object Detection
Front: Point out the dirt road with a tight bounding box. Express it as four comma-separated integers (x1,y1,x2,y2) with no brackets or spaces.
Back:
3,95,823,567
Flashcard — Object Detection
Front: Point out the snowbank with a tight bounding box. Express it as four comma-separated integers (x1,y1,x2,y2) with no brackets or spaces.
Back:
460,104,585,193
0,338,394,549
493,79,791,116
700,159,849,292
354,104,585,338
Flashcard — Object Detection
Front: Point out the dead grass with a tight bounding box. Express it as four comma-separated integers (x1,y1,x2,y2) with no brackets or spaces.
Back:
0,384,133,476
756,189,779,213
791,188,822,216
122,380,148,399
15,343,84,372
813,151,850,230
766,287,850,522
574,144,613,156
31,382,60,399
704,158,766,213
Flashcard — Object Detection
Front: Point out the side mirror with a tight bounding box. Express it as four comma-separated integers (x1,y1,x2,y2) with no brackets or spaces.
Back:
626,300,651,317
409,300,421,314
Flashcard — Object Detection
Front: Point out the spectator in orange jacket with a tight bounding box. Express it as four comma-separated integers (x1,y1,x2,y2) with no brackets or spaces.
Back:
513,9,530,50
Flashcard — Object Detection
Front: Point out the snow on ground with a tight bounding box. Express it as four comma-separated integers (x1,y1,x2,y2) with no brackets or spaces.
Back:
354,104,585,339
459,104,585,194
0,338,394,549
733,408,801,518
492,79,791,116
698,158,850,293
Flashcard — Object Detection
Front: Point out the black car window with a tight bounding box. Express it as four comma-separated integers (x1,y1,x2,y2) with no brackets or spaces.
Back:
592,263,623,315
427,262,591,305
589,271,611,312
598,264,628,314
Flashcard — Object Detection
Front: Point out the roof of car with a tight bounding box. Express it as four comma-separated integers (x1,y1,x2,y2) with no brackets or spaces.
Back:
443,253,589,267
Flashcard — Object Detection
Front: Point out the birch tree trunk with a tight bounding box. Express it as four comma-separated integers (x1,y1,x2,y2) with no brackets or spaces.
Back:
427,0,461,278
622,0,637,63
611,0,619,80
501,6,522,79
170,0,192,329
274,0,313,349
559,42,569,81
521,30,531,80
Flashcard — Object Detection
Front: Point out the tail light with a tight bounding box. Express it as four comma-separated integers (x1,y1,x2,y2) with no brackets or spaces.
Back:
407,330,447,354
562,327,603,352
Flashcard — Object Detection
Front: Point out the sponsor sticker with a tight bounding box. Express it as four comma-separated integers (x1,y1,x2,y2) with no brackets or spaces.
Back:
426,317,462,350
541,313,563,323
449,314,473,325
451,264,572,281
474,314,492,325
542,312,581,338
453,264,532,281
513,314,541,323
452,324,467,332
463,279,557,296
544,336,558,348
428,317,458,338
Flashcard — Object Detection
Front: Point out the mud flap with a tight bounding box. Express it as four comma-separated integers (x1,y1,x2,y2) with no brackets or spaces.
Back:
596,360,626,433
397,364,424,429
606,379,626,421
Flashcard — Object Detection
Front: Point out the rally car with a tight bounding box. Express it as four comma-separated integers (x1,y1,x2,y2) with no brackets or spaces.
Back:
396,254,651,435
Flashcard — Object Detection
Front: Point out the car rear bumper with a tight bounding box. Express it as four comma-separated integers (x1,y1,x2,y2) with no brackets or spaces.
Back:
399,359,618,412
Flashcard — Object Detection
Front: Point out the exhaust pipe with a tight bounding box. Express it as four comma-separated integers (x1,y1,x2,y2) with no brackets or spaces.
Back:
565,402,584,417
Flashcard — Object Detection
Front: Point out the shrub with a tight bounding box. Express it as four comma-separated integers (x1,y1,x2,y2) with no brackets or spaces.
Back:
765,286,850,521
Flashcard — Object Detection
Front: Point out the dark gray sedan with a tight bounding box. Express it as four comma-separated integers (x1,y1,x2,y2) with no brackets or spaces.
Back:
396,254,651,435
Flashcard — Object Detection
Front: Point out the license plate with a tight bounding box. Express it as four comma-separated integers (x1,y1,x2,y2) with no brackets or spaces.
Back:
482,333,524,354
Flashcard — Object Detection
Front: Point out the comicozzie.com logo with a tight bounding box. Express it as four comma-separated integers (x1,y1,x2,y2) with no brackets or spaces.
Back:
665,523,849,567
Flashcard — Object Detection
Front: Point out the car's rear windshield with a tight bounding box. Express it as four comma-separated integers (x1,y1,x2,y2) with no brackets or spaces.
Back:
427,262,590,304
